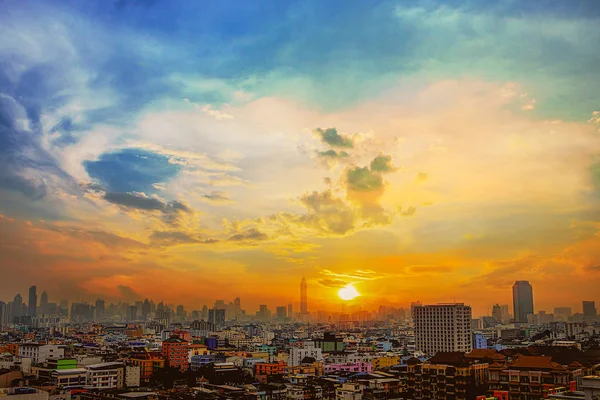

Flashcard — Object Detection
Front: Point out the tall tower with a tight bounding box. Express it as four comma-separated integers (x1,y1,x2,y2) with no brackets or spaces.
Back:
40,291,48,315
512,280,534,323
27,286,37,318
300,276,307,315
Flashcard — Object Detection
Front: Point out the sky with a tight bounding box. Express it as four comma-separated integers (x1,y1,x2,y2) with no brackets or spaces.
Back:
0,0,599,316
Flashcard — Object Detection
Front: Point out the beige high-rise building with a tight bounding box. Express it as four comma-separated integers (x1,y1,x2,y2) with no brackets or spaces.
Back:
413,303,473,355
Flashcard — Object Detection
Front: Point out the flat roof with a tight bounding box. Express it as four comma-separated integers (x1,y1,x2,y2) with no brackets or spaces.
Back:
118,392,157,398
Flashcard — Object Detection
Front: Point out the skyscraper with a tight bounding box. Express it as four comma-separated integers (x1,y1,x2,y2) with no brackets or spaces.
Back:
300,276,307,315
413,303,473,355
276,306,287,320
40,291,48,315
95,299,105,321
234,297,241,318
27,286,37,317
288,303,293,321
13,294,23,319
513,280,534,323
583,301,597,320
492,304,502,321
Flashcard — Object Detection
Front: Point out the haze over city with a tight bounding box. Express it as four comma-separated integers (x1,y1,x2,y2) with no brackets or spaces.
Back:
1,0,600,316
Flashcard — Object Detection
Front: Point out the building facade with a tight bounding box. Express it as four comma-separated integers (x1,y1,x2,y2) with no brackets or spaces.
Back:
413,303,473,355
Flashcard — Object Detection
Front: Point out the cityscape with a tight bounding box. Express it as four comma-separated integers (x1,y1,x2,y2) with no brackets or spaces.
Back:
0,279,598,399
2,0,600,400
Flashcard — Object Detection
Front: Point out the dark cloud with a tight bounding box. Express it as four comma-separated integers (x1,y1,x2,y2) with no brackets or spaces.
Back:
202,191,232,203
314,128,353,148
228,228,268,242
82,183,192,224
319,150,350,158
299,190,355,234
346,166,383,192
317,278,347,288
39,224,147,249
370,154,394,172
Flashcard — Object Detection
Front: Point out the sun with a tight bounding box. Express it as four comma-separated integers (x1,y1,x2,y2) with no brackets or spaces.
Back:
338,284,360,301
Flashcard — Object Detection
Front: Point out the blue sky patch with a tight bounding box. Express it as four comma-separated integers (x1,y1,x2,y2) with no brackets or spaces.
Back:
84,148,179,194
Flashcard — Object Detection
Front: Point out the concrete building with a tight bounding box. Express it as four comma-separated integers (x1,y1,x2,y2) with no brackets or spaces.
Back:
86,362,125,389
513,280,534,323
18,344,65,363
27,286,37,318
288,341,323,367
413,303,473,355
50,368,87,388
161,336,189,371
583,301,597,321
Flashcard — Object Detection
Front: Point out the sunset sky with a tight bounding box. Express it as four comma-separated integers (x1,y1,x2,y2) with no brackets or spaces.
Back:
1,0,599,316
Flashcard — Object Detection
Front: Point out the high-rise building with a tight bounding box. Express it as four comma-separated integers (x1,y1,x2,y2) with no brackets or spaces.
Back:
276,306,287,320
288,303,293,321
95,299,105,321
40,291,48,315
583,301,597,320
12,294,23,319
413,303,473,355
208,308,225,327
513,280,534,323
300,276,307,315
0,301,8,327
492,304,502,321
554,307,572,322
234,297,241,318
27,286,37,317
500,304,510,321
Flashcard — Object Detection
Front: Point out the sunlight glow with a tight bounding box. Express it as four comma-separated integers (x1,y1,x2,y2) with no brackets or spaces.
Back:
338,284,360,301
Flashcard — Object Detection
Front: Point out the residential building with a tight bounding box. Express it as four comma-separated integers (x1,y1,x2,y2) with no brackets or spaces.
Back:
86,362,125,389
50,368,87,388
0,387,49,400
413,303,473,355
402,352,489,400
289,341,323,366
324,362,372,374
18,344,65,363
161,336,189,371
335,382,362,400
129,351,165,381
513,280,534,323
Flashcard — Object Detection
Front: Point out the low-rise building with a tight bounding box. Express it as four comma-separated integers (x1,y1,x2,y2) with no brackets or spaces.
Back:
86,362,125,389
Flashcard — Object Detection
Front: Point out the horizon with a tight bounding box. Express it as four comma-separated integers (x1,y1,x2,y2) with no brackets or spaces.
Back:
1,0,600,317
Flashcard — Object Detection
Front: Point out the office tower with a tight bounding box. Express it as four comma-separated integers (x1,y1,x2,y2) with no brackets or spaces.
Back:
512,280,534,323
39,291,48,315
413,303,473,355
256,304,271,320
214,300,226,310
208,308,225,327
276,306,287,320
141,299,151,320
492,304,502,321
176,305,185,317
234,297,241,318
500,304,510,321
95,299,105,321
27,286,37,317
583,301,597,320
0,301,7,327
128,305,137,321
201,305,208,320
300,276,307,315
12,294,23,319
554,307,572,322
288,303,293,320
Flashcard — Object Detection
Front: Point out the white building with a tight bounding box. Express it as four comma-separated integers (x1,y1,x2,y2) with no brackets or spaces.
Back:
125,365,141,388
86,362,124,389
413,303,473,355
18,344,65,363
288,341,323,367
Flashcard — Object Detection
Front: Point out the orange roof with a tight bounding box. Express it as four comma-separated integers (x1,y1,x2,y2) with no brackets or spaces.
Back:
466,349,506,361
509,355,565,371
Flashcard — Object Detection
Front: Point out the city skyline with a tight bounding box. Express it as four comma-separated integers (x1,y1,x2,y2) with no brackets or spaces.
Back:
1,1,600,313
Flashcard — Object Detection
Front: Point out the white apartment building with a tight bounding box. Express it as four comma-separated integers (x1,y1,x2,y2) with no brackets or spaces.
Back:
86,362,124,389
413,303,473,355
18,344,65,363
288,340,323,366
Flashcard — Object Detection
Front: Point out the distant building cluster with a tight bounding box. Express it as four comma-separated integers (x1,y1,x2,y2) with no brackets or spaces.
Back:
0,279,598,399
